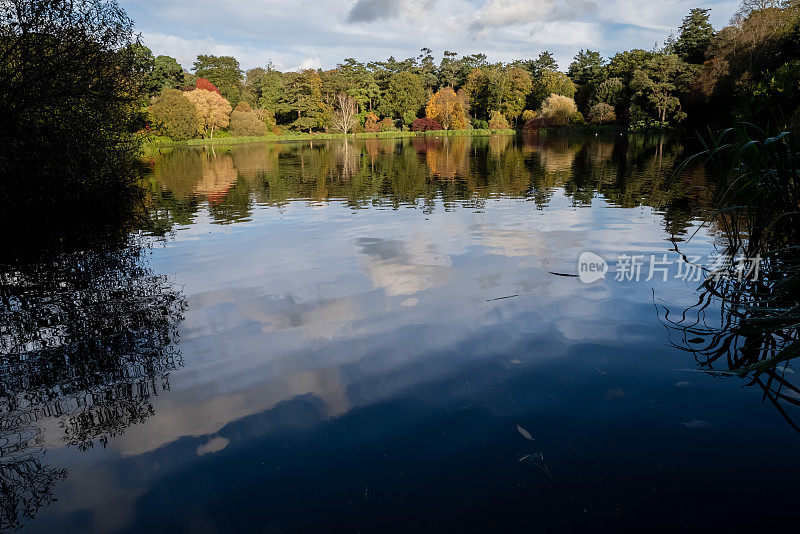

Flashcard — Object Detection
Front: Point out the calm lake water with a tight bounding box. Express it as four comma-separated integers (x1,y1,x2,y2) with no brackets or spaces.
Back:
2,135,799,532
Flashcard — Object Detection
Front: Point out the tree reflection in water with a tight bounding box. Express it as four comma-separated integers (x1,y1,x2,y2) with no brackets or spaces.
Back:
0,236,187,530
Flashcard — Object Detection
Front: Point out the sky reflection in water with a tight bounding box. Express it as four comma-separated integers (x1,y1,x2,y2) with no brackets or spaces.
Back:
6,135,800,532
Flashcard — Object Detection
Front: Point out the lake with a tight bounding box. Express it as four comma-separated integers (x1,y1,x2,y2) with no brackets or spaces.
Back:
2,134,799,532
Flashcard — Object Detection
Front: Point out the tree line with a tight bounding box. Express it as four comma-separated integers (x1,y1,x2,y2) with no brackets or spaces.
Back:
141,1,800,141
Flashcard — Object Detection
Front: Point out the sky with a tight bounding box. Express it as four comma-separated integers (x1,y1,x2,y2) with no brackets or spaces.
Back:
120,0,741,72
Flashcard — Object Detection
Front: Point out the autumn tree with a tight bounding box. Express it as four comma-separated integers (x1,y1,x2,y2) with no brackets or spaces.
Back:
183,88,232,139
540,94,578,125
196,78,221,94
229,102,267,137
332,93,358,133
425,87,467,130
588,102,617,124
148,88,201,140
530,70,576,108
488,110,509,129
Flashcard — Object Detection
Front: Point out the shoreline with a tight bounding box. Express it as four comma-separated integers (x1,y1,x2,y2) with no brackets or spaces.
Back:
141,125,631,150
142,128,516,149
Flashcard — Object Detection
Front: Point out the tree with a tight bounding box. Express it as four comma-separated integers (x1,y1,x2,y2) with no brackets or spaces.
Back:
540,94,578,125
255,68,290,120
500,67,532,124
0,0,147,243
148,88,201,140
193,55,244,107
336,58,380,112
126,42,157,98
183,89,232,139
286,69,325,131
150,55,184,92
254,108,276,131
438,50,461,88
386,71,426,120
674,8,715,64
588,102,617,124
595,77,625,108
530,70,576,108
488,110,509,129
229,103,267,137
425,87,468,130
416,47,439,91
568,50,605,85
513,51,559,80
196,78,221,94
630,54,696,123
332,93,358,133
607,49,655,82
464,68,503,120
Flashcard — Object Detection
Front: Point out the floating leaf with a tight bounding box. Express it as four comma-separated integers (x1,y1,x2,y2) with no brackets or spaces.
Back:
516,425,534,441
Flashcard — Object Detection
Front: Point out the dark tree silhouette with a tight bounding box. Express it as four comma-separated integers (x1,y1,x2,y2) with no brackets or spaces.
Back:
0,0,146,254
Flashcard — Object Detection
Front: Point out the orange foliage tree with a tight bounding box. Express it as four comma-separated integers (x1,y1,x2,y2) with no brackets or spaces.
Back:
184,89,232,139
425,87,467,130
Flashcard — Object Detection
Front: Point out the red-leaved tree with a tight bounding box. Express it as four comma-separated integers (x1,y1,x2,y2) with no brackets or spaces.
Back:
195,78,221,94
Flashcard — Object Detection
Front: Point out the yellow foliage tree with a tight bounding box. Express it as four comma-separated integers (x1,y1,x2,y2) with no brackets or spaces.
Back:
540,93,578,126
183,88,232,139
425,87,468,130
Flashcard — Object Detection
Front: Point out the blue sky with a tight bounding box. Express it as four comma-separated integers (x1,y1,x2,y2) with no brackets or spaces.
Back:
120,0,741,71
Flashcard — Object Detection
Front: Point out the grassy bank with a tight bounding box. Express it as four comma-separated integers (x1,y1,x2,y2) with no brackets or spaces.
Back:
143,128,517,149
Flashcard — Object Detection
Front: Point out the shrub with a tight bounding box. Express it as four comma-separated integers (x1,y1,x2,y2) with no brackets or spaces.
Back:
569,111,585,125
521,110,537,122
411,117,443,131
255,108,276,130
378,118,396,132
588,103,617,125
148,88,201,140
364,112,380,133
540,94,578,126
229,109,267,137
488,110,509,129
235,101,252,113
472,119,489,130
402,110,418,127
522,116,550,132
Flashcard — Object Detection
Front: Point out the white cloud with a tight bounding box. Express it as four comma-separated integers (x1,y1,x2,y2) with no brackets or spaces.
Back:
123,0,742,72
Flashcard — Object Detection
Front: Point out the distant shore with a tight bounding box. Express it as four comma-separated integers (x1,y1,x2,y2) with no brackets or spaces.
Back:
141,126,632,149
142,128,517,148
